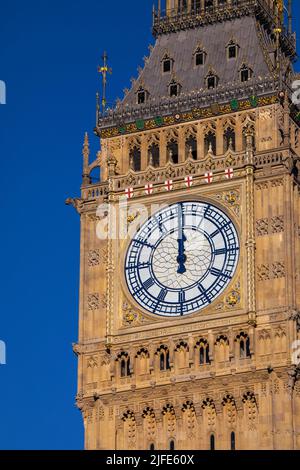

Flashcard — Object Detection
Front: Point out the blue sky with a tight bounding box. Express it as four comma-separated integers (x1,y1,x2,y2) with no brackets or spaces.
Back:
0,0,299,450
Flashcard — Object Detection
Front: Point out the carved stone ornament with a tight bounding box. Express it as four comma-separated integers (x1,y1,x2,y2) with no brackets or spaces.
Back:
122,301,148,327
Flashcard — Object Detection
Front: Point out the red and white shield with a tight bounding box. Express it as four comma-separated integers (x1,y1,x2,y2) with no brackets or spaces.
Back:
185,176,193,188
204,172,213,184
165,180,173,191
125,187,134,199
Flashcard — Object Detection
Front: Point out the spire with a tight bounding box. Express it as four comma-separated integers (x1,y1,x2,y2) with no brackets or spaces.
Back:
98,52,112,114
82,132,91,185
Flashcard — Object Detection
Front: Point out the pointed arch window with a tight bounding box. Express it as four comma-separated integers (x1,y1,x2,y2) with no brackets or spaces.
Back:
157,346,170,371
196,339,210,365
148,142,160,167
186,135,197,160
150,443,155,451
129,146,141,172
204,131,216,155
169,440,175,450
236,332,251,359
118,353,131,378
224,127,236,152
167,140,179,164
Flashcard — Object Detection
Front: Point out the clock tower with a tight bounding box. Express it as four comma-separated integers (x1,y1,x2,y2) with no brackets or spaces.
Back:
69,0,300,450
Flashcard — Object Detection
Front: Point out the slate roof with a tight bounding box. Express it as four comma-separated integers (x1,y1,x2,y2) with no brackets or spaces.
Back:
122,16,272,106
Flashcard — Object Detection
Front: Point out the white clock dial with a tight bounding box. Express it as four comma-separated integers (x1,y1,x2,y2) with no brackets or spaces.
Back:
125,201,240,317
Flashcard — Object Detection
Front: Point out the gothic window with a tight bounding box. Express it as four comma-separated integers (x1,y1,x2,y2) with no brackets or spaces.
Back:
210,434,215,451
167,140,179,164
157,346,170,371
148,143,160,167
169,440,175,450
240,65,252,82
118,352,131,378
150,443,155,450
186,135,197,159
236,332,251,359
224,127,236,152
129,146,141,172
204,131,216,155
231,432,236,451
196,339,210,365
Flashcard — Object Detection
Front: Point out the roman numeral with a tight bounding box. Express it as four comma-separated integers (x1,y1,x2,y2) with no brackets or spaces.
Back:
158,289,167,301
143,278,155,290
197,283,211,303
214,248,227,255
210,268,231,279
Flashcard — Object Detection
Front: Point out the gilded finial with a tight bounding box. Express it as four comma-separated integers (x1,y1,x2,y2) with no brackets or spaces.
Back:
98,52,112,113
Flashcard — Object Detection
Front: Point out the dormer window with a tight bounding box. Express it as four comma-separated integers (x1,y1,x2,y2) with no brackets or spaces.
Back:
170,83,179,97
194,46,206,67
228,45,237,59
226,39,239,60
163,59,171,73
205,68,218,90
137,90,146,104
136,86,149,105
207,76,216,89
240,65,252,82
161,53,173,74
169,76,181,97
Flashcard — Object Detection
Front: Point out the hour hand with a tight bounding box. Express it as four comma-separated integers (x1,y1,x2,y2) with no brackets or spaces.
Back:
177,232,187,274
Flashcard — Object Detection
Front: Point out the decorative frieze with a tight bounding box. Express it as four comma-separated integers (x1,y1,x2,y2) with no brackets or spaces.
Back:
87,293,100,310
256,216,284,236
88,249,101,267
257,262,285,281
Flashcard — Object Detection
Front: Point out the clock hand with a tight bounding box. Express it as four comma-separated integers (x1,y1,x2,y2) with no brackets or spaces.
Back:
177,205,187,274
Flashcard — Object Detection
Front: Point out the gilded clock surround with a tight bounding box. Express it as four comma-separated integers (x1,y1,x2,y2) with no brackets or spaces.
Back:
69,0,300,451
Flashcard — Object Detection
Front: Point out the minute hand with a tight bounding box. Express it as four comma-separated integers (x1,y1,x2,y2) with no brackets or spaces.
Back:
177,208,187,274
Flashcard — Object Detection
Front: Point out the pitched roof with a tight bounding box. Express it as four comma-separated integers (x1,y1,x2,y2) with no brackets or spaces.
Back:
122,16,272,106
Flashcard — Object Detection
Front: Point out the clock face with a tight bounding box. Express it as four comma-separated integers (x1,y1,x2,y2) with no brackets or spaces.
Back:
125,201,240,317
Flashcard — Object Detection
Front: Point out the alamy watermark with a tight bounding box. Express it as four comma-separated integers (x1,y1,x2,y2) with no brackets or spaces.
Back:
292,340,300,366
292,80,300,105
0,80,6,105
0,340,6,365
